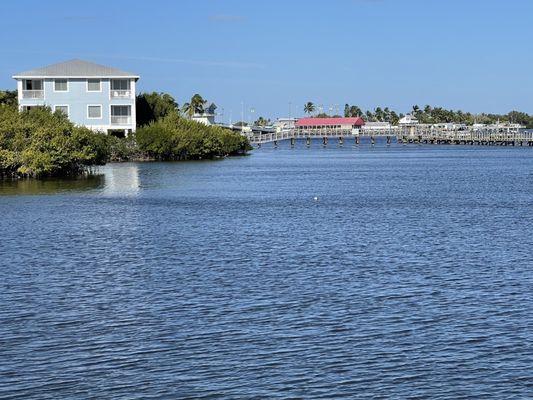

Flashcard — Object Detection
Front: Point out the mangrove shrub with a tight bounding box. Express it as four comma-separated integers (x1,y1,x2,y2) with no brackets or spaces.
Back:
136,113,251,160
0,105,108,178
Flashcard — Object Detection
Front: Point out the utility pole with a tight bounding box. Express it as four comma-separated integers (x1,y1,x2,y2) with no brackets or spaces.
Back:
289,101,292,120
241,101,245,133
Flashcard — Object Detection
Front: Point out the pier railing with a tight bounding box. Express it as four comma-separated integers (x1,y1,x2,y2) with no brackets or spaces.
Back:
248,126,533,146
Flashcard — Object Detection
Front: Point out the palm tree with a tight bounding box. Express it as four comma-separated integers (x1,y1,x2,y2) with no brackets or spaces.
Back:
254,116,270,126
182,94,207,118
383,107,390,122
191,94,206,114
304,102,315,116
375,107,384,122
181,102,192,117
349,105,362,117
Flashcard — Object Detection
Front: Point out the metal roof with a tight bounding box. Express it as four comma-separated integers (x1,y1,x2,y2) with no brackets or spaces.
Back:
296,117,365,127
12,59,139,79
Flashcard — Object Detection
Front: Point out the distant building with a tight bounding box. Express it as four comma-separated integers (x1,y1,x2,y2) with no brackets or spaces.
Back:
191,103,217,126
13,59,139,135
398,114,419,126
295,117,365,133
433,123,468,131
362,121,392,131
273,117,297,132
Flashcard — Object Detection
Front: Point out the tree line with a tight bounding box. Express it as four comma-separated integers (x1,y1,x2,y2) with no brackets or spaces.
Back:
302,101,533,128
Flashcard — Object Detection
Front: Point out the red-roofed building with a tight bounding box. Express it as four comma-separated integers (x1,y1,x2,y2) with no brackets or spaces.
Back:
295,117,365,130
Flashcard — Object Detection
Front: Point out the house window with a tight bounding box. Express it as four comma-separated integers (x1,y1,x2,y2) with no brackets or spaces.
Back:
111,105,131,124
87,79,101,91
54,105,69,116
54,79,68,91
23,79,43,90
87,105,102,119
111,105,131,116
111,79,130,91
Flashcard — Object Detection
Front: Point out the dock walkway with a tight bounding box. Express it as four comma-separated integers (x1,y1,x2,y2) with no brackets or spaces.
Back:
248,126,533,146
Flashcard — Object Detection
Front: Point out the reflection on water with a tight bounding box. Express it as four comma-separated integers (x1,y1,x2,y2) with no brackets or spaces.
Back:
0,163,142,197
98,163,140,197
0,174,105,196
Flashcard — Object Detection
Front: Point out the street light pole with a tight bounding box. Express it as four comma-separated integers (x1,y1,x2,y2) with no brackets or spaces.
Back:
250,108,255,127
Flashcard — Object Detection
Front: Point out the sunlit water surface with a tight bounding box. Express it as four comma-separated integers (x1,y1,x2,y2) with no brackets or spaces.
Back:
1,141,532,398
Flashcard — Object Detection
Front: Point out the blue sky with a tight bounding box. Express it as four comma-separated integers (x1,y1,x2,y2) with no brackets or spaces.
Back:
1,0,532,120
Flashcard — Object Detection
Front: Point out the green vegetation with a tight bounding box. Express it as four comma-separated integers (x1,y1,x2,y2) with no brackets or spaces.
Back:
254,116,271,126
409,105,533,128
304,102,315,115
181,94,207,118
0,105,108,178
0,91,251,179
136,112,250,160
135,93,247,160
136,92,179,127
339,103,533,128
0,90,17,107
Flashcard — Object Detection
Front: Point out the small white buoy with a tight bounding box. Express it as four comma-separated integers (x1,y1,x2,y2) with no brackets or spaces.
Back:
313,196,319,201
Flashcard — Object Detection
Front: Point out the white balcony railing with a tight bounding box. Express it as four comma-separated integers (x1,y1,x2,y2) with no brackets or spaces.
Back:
110,90,131,98
111,116,132,125
22,90,44,99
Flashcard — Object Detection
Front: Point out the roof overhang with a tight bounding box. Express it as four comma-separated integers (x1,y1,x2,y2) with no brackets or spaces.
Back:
12,75,140,80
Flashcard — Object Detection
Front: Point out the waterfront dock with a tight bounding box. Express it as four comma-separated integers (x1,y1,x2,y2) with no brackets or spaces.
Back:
248,125,533,147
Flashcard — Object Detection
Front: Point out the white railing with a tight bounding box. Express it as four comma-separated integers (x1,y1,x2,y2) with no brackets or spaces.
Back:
22,90,44,99
248,126,533,144
111,116,132,125
110,90,131,98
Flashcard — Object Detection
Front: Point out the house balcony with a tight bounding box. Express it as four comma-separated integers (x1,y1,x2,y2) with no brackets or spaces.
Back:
111,116,132,125
22,90,44,99
110,90,132,98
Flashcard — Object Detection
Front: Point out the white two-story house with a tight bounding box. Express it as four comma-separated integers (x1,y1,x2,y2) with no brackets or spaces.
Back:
13,59,139,136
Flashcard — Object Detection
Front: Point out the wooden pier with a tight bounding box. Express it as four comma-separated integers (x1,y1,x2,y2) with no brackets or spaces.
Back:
248,126,533,147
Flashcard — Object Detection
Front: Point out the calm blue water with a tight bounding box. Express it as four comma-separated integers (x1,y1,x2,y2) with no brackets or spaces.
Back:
1,141,532,399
